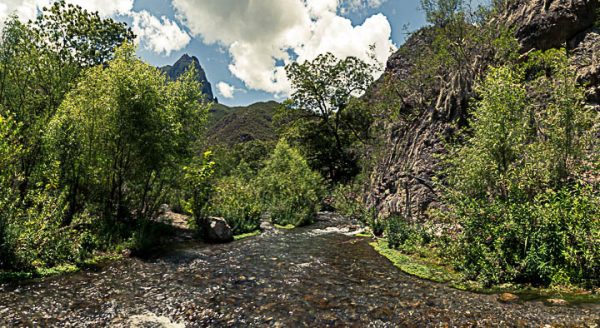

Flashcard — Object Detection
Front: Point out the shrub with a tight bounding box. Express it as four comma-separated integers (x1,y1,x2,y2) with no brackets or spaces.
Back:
332,182,365,220
449,186,599,287
207,171,261,235
386,215,432,251
439,49,598,288
256,140,324,226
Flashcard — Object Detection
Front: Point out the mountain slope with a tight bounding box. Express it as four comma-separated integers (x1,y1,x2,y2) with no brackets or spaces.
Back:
206,101,280,146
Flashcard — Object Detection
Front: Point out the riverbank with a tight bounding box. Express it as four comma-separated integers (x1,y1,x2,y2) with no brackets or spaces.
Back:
369,237,600,306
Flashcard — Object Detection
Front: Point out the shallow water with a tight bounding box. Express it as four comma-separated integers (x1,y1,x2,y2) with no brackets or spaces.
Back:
1,213,598,327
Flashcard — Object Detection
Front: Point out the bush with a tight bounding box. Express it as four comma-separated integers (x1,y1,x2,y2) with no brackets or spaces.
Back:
449,186,599,287
207,171,261,235
256,140,324,226
332,182,365,220
439,49,598,288
386,215,432,251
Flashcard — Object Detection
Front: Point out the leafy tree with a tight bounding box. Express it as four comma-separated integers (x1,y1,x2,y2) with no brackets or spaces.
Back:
439,49,599,287
282,53,374,183
31,1,134,67
207,166,261,235
255,141,324,226
46,43,209,224
0,2,134,200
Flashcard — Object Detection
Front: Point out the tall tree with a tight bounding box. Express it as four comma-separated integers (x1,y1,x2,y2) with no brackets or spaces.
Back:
282,53,374,183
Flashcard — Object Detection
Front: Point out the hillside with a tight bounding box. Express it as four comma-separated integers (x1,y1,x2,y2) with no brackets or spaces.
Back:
206,101,280,146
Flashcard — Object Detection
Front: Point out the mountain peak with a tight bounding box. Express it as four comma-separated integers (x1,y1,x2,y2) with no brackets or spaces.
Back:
159,54,216,102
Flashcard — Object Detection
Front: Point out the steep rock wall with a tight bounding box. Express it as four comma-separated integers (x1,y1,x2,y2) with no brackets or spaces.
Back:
366,0,599,220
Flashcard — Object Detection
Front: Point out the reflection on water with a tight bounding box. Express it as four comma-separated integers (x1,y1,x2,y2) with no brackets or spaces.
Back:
0,213,598,327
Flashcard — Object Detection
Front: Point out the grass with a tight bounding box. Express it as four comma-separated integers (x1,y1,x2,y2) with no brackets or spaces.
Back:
370,238,600,304
274,224,295,230
370,238,460,283
234,230,261,240
0,253,125,283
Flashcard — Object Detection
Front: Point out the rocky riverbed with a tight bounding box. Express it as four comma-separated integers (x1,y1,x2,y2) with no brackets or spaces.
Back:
0,213,598,327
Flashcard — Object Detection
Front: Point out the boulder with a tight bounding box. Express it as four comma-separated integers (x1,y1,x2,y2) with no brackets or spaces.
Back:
570,28,600,103
260,221,274,231
158,204,170,215
206,217,233,243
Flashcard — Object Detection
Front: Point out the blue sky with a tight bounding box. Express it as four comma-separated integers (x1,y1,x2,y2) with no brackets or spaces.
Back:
0,0,484,106
131,1,428,106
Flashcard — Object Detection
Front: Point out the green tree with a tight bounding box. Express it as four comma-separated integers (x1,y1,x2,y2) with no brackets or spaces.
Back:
31,1,134,67
0,2,133,200
46,43,209,225
255,140,324,226
282,53,374,183
440,49,599,287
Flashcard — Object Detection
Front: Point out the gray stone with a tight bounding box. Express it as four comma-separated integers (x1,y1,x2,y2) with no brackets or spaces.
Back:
206,217,233,243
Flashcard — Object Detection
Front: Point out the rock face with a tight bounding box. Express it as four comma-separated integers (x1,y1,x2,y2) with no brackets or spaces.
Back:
160,54,216,102
365,28,475,220
502,0,598,52
365,0,599,220
206,217,233,243
570,27,600,104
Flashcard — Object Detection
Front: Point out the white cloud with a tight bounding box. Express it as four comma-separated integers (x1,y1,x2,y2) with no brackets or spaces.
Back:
344,0,388,13
130,11,190,55
217,82,237,99
0,1,191,57
173,0,396,96
0,0,38,28
0,0,133,28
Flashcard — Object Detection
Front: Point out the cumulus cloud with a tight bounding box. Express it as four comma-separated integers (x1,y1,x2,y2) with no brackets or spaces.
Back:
130,11,190,55
173,0,396,95
0,0,38,28
217,82,237,99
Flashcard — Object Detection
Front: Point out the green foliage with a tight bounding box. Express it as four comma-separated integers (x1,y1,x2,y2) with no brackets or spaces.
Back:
183,151,216,227
448,187,599,287
385,215,432,251
0,4,137,271
281,53,374,183
208,172,261,235
0,5,207,271
439,49,599,288
256,141,324,226
331,182,365,221
31,1,134,67
47,43,209,223
211,140,275,179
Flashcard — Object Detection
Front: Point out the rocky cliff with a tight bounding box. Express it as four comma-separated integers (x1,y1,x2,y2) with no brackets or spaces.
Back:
160,54,216,102
366,0,599,220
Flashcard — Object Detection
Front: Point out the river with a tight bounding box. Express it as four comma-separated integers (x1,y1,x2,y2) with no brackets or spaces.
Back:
0,213,597,327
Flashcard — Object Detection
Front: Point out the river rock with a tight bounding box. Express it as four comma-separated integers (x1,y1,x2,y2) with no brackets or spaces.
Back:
158,204,170,214
260,221,274,231
545,298,569,306
206,217,233,243
498,293,519,303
